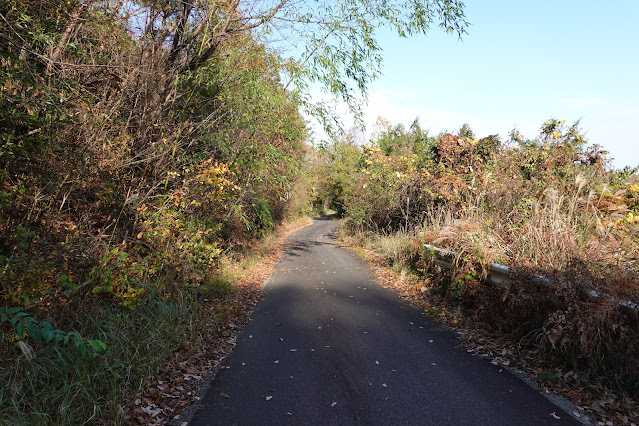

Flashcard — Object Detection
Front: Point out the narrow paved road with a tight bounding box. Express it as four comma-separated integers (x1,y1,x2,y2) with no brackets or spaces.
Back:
187,218,580,425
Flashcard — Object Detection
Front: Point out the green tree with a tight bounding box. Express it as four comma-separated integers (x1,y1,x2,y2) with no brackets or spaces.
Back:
372,116,435,158
122,0,467,134
313,130,364,215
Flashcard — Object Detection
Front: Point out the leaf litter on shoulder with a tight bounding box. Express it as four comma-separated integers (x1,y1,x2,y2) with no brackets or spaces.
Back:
123,219,311,424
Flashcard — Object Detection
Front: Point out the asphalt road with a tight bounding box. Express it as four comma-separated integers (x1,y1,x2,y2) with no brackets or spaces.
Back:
187,217,581,425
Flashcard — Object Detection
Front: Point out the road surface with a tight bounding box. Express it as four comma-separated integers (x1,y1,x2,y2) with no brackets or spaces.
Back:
187,217,581,425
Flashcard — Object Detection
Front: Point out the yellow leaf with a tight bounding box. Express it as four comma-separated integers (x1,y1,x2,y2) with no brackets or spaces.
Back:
136,232,143,239
630,184,639,192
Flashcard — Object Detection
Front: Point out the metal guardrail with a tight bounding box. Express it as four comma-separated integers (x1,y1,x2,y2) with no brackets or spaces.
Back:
424,244,510,285
423,244,637,312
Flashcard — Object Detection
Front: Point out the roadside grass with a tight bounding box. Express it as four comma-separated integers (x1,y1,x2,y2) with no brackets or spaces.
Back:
0,216,311,424
338,223,639,422
339,226,639,424
0,289,221,424
220,215,312,278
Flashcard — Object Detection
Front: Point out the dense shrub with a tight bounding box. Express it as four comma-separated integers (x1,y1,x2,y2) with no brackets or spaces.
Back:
0,1,308,421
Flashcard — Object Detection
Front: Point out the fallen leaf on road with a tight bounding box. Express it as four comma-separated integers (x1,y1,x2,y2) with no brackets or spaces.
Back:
331,402,337,407
382,383,387,388
219,392,229,399
274,360,279,364
265,396,272,401
549,412,561,419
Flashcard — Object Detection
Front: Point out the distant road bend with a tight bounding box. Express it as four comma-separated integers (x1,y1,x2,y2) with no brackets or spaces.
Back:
186,217,581,425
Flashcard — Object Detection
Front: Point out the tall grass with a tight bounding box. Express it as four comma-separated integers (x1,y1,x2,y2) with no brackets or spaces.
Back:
0,287,228,424
0,214,308,423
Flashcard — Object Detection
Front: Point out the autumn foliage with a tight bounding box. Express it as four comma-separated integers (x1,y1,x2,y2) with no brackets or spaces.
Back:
1,0,308,421
319,118,638,396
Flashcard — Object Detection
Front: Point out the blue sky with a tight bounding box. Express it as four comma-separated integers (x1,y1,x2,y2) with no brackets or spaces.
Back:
322,0,639,169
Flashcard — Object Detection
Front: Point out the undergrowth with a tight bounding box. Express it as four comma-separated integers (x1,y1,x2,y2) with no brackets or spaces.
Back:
343,227,639,401
0,214,309,424
1,1,311,422
0,287,226,424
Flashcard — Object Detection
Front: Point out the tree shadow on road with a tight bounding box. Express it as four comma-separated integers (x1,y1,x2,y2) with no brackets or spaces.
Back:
314,213,340,221
283,240,325,257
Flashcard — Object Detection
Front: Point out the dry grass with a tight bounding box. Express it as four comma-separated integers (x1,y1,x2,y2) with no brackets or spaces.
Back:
337,131,639,400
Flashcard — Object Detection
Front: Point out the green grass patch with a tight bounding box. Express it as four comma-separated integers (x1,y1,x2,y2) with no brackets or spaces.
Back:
0,288,226,424
536,371,559,385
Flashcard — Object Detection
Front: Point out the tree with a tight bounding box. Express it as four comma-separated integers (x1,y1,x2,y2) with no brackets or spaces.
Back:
123,0,468,134
372,116,434,157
